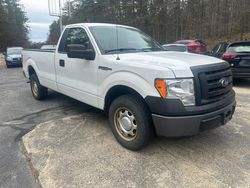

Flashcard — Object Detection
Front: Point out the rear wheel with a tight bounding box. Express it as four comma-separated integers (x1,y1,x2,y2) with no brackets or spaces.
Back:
109,95,154,150
30,74,48,100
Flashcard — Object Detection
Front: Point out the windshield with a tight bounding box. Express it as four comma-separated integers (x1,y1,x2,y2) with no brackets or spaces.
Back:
228,42,250,53
90,26,164,54
7,48,23,55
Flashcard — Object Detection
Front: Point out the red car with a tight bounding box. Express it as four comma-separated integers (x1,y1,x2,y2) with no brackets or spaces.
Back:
175,39,207,54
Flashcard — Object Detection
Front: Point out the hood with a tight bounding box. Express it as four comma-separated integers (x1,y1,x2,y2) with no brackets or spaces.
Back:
118,51,224,77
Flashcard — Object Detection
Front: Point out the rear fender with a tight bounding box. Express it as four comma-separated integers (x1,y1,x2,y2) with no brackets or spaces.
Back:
26,58,39,78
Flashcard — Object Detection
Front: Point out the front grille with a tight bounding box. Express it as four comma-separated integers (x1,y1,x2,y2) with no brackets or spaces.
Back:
192,62,233,105
13,58,21,61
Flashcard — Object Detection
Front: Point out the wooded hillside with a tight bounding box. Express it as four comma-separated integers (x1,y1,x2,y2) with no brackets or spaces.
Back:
48,0,250,45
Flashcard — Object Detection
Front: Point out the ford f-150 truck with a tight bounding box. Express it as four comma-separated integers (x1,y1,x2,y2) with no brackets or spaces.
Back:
22,23,236,150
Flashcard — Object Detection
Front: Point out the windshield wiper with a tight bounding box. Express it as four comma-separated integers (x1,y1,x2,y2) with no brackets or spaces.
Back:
105,48,139,54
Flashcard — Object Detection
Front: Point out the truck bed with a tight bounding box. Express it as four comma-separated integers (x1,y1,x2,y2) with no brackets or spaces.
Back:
22,49,57,90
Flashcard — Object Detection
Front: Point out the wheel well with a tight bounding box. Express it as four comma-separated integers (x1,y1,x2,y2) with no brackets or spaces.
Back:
28,66,36,77
104,85,147,112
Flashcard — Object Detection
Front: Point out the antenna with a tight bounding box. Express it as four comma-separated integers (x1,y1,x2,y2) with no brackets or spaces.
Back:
116,24,120,61
115,1,120,61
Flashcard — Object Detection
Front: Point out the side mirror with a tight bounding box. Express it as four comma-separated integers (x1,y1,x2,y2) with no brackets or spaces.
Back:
67,44,95,60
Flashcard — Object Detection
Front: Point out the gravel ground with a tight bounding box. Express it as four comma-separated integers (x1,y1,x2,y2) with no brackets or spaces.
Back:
22,80,250,187
1,66,250,188
0,54,6,69
0,68,89,188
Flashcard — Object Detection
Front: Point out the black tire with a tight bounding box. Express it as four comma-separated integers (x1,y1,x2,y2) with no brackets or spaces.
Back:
6,63,10,68
109,95,154,151
30,74,48,100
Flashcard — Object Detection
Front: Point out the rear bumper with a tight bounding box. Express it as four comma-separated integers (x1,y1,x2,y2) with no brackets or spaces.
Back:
152,101,236,137
232,68,250,78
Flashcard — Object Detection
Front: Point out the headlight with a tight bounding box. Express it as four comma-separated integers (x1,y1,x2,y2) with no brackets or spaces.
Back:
7,56,12,61
155,79,195,106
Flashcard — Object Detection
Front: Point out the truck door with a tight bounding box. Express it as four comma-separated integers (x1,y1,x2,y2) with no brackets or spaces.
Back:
55,27,99,108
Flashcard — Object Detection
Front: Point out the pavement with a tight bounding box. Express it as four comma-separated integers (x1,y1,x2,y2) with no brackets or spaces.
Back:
0,61,94,187
0,58,250,187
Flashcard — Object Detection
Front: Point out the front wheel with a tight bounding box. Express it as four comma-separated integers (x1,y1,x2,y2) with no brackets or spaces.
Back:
30,74,48,100
109,95,154,151
6,62,10,68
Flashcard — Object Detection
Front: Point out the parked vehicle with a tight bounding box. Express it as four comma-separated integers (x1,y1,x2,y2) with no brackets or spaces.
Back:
41,45,57,50
175,40,207,54
4,47,23,68
210,41,250,78
162,44,188,52
22,23,236,150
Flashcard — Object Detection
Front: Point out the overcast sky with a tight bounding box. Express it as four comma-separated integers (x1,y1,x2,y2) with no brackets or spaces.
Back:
20,0,57,42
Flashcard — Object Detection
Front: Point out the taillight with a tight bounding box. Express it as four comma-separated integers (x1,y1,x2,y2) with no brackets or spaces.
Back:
222,53,237,60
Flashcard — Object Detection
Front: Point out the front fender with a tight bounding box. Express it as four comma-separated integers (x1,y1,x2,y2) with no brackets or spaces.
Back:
98,71,160,109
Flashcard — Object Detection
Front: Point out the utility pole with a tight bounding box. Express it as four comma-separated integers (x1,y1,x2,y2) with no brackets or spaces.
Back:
58,0,63,33
48,0,71,33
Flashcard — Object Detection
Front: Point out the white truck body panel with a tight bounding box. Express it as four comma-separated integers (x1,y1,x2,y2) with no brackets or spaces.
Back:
55,52,99,108
22,23,236,148
22,23,223,110
23,23,236,150
23,51,57,91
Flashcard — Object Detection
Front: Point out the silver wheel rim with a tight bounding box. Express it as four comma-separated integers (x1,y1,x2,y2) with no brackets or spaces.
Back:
114,107,138,141
32,80,38,97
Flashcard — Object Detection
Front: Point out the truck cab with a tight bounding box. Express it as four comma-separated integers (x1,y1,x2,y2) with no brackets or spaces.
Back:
22,23,236,150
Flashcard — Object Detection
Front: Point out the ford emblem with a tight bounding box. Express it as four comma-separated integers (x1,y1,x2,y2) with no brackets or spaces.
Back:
219,78,229,88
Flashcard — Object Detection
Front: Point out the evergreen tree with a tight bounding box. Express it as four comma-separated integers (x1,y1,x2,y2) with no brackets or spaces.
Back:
47,0,250,44
0,0,29,51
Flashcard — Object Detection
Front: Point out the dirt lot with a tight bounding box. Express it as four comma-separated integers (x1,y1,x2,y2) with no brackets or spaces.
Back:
0,53,6,69
1,67,250,188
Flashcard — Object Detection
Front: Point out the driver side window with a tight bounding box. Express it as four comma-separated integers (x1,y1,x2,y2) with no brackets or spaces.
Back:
64,28,92,52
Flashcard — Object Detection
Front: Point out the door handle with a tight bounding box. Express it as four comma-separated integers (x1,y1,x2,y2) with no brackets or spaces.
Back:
59,59,65,67
98,66,112,71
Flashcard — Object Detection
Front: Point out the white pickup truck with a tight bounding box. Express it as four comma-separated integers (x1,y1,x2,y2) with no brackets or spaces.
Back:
23,23,236,150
